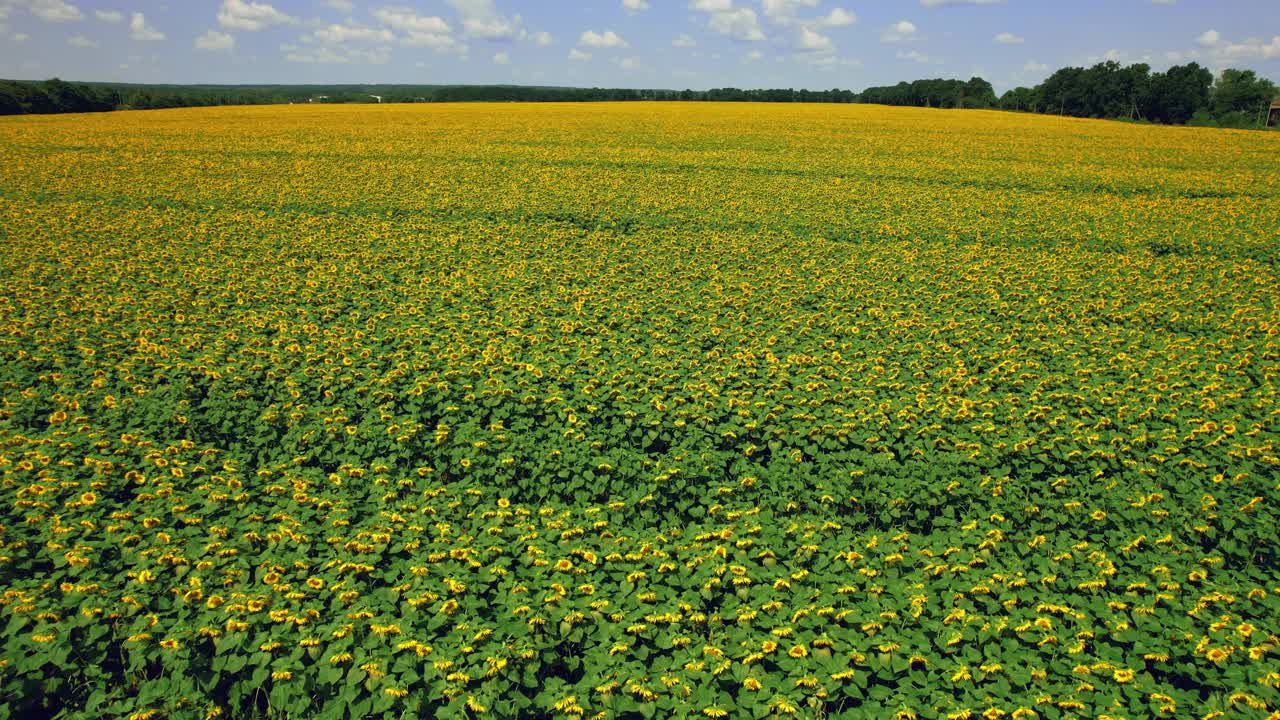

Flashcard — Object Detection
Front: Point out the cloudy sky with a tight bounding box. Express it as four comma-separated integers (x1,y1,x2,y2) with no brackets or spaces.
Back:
1,0,1277,91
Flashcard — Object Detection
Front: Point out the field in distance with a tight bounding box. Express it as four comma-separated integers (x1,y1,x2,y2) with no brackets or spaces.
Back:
0,103,1278,719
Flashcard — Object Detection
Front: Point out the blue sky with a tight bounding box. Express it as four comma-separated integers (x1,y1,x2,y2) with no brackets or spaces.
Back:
1,0,1277,91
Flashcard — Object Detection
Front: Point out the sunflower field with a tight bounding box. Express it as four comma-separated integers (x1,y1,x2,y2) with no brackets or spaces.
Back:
0,103,1278,720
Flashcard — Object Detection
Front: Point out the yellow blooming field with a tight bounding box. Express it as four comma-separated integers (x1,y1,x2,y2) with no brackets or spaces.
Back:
1,103,1278,720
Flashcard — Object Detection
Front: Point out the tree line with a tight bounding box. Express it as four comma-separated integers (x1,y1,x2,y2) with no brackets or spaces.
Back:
0,78,291,114
0,79,862,111
2,62,1275,129
999,62,1276,128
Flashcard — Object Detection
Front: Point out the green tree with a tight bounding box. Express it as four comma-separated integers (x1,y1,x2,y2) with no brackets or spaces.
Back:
1211,68,1278,127
962,77,997,108
1147,62,1213,124
998,86,1037,112
0,81,24,115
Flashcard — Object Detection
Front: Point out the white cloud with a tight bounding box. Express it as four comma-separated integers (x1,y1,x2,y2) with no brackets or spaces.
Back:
130,12,163,41
747,49,762,60
217,0,296,32
709,7,765,41
619,56,641,70
401,32,458,49
803,53,860,68
994,31,1023,44
374,7,449,33
1023,59,1048,73
797,26,831,52
446,0,519,39
283,43,389,64
622,0,650,10
492,50,508,63
897,48,930,63
30,0,84,22
12,32,28,41
690,1,765,42
195,29,235,50
920,0,1002,5
672,33,696,48
579,29,627,48
530,30,552,46
68,33,97,47
373,6,458,50
309,23,394,43
817,8,856,27
326,0,355,11
764,1,853,58
1210,35,1280,61
881,20,917,43
95,10,122,23
761,0,817,26
568,47,590,60
1197,29,1220,47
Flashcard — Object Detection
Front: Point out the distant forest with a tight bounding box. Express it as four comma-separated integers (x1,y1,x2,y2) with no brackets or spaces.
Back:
2,60,1276,129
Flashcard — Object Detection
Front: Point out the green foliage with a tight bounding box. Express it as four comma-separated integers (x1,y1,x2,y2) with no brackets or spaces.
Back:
1017,61,1214,124
1188,109,1219,128
858,77,996,109
1210,69,1278,126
